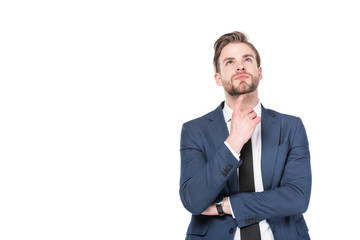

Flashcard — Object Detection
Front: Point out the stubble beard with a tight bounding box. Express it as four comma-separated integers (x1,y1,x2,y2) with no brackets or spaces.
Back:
223,74,259,97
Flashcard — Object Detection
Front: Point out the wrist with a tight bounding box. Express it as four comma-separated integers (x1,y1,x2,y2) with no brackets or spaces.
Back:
213,197,225,216
225,136,244,155
222,197,231,215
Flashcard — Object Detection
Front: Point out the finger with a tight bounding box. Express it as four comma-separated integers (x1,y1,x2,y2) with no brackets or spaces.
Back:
243,106,254,114
248,111,257,119
254,116,261,124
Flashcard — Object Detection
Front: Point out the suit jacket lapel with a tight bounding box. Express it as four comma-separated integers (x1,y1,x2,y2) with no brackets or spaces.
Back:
207,102,228,146
207,102,239,193
261,105,281,190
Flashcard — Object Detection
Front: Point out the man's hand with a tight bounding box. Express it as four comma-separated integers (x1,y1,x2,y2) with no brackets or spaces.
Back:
226,94,261,155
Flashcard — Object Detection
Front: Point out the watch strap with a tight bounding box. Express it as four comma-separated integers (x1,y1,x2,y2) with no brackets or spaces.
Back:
214,197,225,216
215,203,225,216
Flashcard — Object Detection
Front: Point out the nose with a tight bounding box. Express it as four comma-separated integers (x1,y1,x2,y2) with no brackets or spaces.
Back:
236,62,245,72
236,66,245,72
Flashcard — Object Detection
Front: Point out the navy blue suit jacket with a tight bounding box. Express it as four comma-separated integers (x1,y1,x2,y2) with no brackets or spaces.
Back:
180,102,311,240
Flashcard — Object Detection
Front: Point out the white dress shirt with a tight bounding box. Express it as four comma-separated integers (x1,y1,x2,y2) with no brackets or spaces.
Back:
223,100,274,240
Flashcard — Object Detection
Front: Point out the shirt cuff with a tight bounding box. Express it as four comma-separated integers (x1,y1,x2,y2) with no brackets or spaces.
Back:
228,196,236,219
224,141,240,160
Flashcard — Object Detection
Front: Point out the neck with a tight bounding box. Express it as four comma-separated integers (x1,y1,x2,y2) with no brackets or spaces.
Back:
225,90,259,111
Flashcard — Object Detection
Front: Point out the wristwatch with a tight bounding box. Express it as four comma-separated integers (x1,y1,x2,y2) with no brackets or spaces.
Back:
213,196,225,216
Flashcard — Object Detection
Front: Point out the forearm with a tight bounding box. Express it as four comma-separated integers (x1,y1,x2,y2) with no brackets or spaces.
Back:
230,181,311,227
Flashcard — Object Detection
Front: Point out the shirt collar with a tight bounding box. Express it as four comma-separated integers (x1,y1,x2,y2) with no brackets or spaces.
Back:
223,99,262,122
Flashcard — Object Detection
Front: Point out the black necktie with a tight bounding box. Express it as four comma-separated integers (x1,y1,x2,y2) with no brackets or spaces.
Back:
239,139,261,240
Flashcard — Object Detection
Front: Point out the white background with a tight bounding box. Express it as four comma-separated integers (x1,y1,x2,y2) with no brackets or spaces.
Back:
1,0,359,239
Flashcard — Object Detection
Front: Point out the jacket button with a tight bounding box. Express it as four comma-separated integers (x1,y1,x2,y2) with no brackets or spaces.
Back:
229,228,234,234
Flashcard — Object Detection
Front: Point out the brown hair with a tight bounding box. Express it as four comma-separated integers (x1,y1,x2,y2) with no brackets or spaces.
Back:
213,31,261,72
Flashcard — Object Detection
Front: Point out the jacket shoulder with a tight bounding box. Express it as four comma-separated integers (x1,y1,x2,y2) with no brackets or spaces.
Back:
263,106,308,145
263,106,301,124
183,111,212,128
182,102,224,128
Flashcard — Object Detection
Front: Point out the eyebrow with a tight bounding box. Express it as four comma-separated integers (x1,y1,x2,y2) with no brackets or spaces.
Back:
222,57,235,64
222,54,255,64
243,54,255,59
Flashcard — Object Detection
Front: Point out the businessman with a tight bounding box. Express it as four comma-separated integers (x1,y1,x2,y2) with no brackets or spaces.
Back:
179,31,311,240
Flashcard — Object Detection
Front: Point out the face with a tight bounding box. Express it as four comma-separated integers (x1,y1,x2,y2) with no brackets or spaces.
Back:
215,43,262,97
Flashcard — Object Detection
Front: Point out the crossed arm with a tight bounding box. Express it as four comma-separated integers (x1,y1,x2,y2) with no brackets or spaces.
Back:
179,97,311,227
180,95,261,215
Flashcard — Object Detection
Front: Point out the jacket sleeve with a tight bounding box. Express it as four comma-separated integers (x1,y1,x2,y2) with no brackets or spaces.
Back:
230,117,312,228
179,122,241,215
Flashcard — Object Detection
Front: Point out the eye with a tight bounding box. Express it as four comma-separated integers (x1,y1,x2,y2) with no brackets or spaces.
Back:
225,60,233,65
244,57,252,62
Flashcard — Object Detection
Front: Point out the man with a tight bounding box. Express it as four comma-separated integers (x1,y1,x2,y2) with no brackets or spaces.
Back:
179,31,311,240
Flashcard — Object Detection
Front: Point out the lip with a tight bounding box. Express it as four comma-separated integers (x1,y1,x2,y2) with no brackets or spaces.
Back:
234,74,249,80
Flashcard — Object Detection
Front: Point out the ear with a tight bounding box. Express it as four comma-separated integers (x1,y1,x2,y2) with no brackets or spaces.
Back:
258,66,263,81
214,73,222,86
